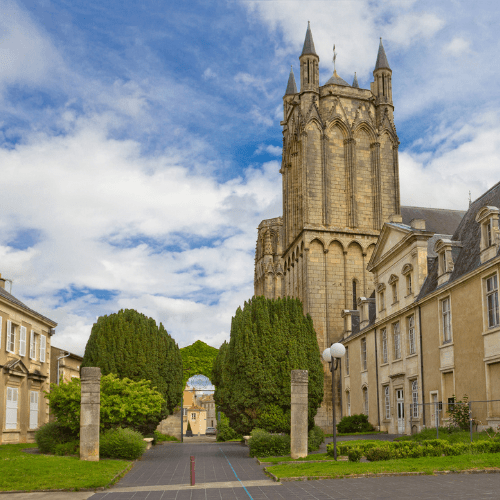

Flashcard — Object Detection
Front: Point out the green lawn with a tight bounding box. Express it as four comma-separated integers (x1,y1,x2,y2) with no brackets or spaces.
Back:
0,444,132,492
259,453,335,464
325,431,387,437
266,453,500,480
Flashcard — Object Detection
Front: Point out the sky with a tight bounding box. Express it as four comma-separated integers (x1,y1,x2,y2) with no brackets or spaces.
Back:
1,0,500,356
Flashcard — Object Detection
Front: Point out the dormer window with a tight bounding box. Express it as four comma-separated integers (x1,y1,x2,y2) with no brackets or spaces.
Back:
402,263,413,296
434,239,462,287
475,206,499,263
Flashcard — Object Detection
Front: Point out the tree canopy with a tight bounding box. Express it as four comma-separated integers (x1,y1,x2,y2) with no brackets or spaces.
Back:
212,296,323,435
82,309,183,415
180,340,218,387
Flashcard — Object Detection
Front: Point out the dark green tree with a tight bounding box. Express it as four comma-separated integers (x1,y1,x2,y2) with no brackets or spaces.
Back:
180,340,218,387
212,296,323,435
82,309,183,415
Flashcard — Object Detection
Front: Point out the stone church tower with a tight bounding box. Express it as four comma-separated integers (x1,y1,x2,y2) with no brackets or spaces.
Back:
254,23,401,430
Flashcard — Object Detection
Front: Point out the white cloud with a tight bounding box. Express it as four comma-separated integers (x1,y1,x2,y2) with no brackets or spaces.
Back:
255,144,282,156
443,37,471,56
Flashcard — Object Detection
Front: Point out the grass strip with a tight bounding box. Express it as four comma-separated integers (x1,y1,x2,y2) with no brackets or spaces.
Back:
266,453,500,480
258,453,337,464
0,444,131,492
325,431,387,437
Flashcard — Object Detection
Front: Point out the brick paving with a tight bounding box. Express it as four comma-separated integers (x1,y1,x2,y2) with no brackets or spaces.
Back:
88,441,500,500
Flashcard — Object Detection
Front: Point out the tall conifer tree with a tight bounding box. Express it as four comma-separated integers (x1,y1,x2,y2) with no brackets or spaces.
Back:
82,309,183,414
212,296,323,434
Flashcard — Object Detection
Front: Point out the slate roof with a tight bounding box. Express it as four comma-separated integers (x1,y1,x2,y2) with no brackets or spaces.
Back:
285,67,297,95
301,22,318,57
0,286,56,327
374,38,391,71
401,206,465,235
325,70,350,87
418,181,500,299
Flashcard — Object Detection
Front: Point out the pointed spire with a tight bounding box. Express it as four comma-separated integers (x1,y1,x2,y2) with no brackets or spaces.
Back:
352,72,359,88
375,38,391,70
285,66,297,95
301,21,318,57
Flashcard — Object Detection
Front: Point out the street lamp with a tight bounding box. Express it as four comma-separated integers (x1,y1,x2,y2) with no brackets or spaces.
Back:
322,342,346,460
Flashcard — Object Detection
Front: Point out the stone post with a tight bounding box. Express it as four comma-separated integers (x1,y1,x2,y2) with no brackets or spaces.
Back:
80,367,101,461
290,369,308,459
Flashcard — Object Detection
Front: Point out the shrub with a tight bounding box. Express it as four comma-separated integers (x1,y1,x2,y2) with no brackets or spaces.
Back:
54,440,80,456
337,414,375,434
308,425,325,452
216,413,241,442
46,374,165,436
248,429,291,457
100,427,147,460
366,447,392,461
347,447,362,462
154,431,179,442
447,395,476,431
35,422,76,454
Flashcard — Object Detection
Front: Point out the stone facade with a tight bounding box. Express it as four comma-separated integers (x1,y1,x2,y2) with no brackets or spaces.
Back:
0,274,57,444
254,25,400,430
341,182,500,434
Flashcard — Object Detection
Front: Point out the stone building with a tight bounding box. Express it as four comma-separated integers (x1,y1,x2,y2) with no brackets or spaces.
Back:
49,347,82,386
0,274,57,443
340,181,500,433
254,23,464,430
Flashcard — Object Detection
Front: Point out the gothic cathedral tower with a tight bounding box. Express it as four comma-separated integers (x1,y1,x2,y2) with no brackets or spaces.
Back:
254,24,401,430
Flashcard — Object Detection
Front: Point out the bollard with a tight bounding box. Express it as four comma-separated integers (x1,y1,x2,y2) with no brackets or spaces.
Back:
190,456,195,486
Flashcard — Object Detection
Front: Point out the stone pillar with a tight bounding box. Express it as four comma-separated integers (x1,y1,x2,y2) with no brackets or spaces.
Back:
290,370,308,459
80,367,101,461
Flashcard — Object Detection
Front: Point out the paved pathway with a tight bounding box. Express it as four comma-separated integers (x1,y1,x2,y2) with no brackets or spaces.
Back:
5,439,500,499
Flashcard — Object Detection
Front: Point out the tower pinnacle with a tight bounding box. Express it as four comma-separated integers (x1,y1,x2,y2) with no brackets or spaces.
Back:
285,66,297,95
301,21,318,57
374,38,391,71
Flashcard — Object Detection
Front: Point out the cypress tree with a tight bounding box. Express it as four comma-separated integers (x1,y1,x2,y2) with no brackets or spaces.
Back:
213,296,323,435
82,309,183,415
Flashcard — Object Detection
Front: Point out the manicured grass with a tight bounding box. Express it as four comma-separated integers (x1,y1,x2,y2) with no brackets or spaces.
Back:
266,453,500,479
0,444,132,492
325,431,387,437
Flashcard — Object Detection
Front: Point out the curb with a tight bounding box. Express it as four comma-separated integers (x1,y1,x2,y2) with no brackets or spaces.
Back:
264,467,500,482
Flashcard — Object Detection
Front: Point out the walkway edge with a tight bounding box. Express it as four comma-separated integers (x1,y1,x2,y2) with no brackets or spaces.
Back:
265,467,500,482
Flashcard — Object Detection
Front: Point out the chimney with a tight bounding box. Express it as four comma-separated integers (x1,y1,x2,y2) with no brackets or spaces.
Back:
410,219,426,230
389,213,403,223
0,273,5,289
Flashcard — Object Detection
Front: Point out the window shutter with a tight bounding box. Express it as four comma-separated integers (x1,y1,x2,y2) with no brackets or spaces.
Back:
40,335,46,362
29,391,39,429
6,320,12,353
6,387,18,429
30,330,35,359
19,326,27,357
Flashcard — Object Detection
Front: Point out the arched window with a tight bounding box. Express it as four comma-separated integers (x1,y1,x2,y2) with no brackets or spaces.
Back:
352,280,357,310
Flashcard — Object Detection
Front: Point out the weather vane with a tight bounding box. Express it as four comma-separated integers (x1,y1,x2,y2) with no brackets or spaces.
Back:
333,44,337,72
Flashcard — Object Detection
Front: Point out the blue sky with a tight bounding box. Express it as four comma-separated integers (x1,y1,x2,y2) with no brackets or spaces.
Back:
1,0,500,354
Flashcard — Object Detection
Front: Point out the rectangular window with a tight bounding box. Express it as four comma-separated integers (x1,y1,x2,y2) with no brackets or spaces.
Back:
384,386,390,419
382,329,388,364
6,321,15,353
379,291,385,311
408,315,416,355
6,387,18,430
363,388,368,415
392,283,398,303
345,346,349,375
19,326,27,357
407,274,412,295
393,322,401,359
441,252,447,273
40,335,46,362
29,391,39,429
487,275,499,328
442,297,452,343
411,380,419,418
30,330,37,359
487,220,493,247
191,413,196,421
183,408,188,416
361,338,367,371
346,392,351,416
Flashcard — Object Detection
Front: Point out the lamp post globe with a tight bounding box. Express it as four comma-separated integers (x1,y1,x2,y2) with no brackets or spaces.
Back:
322,348,332,363
330,343,345,359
